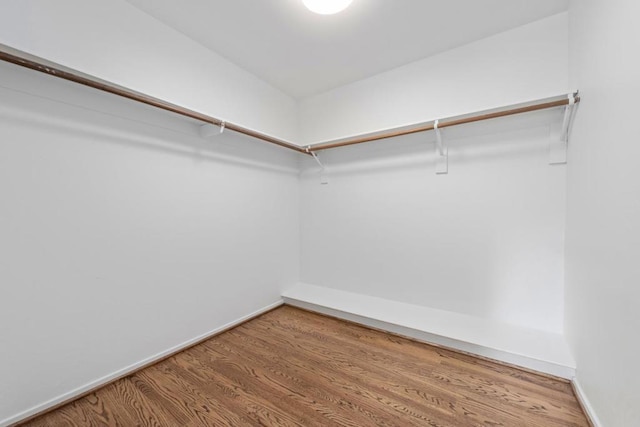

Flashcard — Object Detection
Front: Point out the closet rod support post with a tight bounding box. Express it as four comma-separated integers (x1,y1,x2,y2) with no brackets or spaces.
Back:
434,120,448,174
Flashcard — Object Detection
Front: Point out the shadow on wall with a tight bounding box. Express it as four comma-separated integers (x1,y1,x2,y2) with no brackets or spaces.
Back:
301,107,566,176
0,66,299,176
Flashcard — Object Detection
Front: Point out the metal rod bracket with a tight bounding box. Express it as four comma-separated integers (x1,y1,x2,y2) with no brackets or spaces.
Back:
434,120,448,174
308,148,329,184
199,122,224,138
550,92,578,165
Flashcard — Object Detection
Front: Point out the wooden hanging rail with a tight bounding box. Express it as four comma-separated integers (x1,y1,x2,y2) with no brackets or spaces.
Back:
0,45,579,156
308,94,580,152
0,46,309,155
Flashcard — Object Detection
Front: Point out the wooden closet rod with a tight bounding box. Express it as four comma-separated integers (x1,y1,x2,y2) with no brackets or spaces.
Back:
0,47,309,155
1,46,579,156
308,94,580,152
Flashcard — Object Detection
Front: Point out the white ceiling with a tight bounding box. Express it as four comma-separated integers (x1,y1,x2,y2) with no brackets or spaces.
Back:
125,0,568,99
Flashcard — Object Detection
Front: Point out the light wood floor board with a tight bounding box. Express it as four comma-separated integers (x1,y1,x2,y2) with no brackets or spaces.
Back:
19,305,590,426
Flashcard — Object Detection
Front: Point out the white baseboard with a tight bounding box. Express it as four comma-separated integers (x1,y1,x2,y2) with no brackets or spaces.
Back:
1,300,284,427
572,378,603,427
283,283,576,379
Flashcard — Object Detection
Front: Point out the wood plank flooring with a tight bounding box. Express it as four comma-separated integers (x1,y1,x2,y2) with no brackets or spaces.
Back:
20,305,590,426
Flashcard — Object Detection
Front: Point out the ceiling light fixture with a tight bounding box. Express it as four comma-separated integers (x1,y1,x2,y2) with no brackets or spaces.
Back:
302,0,353,15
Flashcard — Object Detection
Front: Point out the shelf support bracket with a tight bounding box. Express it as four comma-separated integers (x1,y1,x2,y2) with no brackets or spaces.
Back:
199,120,225,138
550,93,578,165
434,120,448,174
307,148,329,184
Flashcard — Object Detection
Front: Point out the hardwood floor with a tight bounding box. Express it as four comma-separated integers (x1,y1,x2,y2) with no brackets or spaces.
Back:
21,306,590,426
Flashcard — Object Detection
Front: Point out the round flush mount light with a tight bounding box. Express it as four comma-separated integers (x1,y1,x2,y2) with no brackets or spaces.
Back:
302,0,353,15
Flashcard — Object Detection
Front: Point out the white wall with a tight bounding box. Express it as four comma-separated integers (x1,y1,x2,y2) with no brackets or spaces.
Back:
0,3,598,424
565,0,640,425
0,0,298,141
0,61,299,424
0,2,569,146
298,12,570,334
298,13,569,144
300,109,567,333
